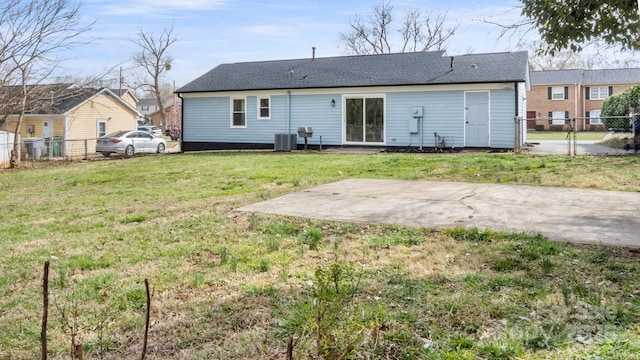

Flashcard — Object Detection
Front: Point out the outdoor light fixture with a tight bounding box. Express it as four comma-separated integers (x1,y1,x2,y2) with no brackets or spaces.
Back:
331,99,335,107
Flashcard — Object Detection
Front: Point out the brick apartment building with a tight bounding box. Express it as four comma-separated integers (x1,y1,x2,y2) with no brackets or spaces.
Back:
528,68,640,131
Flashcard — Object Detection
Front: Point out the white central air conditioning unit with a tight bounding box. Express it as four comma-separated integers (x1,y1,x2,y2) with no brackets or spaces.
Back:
274,133,297,152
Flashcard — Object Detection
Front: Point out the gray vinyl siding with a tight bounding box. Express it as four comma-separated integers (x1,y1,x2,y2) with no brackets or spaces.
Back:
387,91,465,148
489,88,516,148
290,93,342,146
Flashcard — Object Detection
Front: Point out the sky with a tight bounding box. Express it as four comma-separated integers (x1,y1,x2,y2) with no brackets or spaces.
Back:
56,0,531,90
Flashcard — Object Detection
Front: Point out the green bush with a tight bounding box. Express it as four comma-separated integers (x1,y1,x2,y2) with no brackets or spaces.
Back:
602,84,640,130
535,124,545,131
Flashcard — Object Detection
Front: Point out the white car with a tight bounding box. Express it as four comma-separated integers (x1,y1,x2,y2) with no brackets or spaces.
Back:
96,130,166,158
138,125,163,137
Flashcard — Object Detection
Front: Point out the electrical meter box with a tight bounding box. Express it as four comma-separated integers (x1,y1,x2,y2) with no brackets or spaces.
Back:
411,106,423,117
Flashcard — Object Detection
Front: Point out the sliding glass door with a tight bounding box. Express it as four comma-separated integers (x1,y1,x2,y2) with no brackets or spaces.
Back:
345,96,384,144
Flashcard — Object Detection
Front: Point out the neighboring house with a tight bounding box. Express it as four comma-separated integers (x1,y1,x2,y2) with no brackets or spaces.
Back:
137,98,160,125
176,51,530,151
528,68,640,131
1,84,139,158
149,97,181,130
110,88,138,109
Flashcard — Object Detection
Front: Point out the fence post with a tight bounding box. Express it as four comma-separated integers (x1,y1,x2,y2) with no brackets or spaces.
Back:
516,116,522,153
572,118,577,156
84,139,88,160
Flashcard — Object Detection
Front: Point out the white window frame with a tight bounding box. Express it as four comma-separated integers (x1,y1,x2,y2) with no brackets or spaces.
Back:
589,109,603,124
551,86,565,100
551,111,566,125
230,97,247,128
257,96,271,120
590,87,609,100
96,119,108,138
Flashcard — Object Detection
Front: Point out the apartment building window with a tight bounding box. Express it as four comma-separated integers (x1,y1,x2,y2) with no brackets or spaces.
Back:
588,109,602,124
548,86,568,100
586,86,613,100
548,111,569,125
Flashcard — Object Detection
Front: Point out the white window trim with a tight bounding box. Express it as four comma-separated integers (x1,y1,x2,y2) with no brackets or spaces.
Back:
96,119,108,138
551,111,566,125
590,87,608,100
230,97,247,128
257,95,271,120
589,109,603,124
342,93,386,145
551,86,565,100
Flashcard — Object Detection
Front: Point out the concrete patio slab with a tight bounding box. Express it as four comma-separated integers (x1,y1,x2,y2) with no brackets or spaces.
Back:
237,179,640,248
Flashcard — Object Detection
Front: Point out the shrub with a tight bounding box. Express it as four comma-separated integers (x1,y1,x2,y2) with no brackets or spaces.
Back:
535,124,545,131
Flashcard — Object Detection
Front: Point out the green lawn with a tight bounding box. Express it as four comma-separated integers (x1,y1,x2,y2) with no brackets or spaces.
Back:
526,131,608,141
1,152,640,359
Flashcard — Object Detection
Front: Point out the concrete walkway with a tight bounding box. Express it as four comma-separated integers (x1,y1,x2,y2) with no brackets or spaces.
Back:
238,179,640,248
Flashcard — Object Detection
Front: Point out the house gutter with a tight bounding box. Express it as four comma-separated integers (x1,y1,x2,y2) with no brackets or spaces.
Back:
514,82,519,116
177,92,184,149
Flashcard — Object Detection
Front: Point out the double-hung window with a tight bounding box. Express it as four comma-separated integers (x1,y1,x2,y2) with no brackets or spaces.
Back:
589,109,602,124
551,111,567,125
589,87,609,100
96,119,108,138
551,86,565,100
231,98,246,128
258,96,270,120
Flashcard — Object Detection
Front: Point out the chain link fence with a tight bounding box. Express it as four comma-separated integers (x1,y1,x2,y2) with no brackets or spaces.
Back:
521,115,638,156
1,137,102,167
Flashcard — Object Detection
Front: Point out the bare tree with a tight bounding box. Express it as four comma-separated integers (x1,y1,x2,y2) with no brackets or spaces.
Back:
400,9,458,52
131,25,177,131
339,1,459,55
526,41,585,70
0,0,92,167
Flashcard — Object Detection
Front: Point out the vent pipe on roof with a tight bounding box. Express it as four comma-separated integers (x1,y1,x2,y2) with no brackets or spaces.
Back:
450,56,454,71
312,47,316,61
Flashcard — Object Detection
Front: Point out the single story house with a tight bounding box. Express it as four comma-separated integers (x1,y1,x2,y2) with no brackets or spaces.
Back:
176,50,529,151
1,84,139,158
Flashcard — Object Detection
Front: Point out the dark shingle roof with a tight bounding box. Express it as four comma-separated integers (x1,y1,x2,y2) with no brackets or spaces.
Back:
531,68,640,85
1,85,136,115
177,51,529,93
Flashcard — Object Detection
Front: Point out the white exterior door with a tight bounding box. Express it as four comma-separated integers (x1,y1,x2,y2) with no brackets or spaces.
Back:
465,92,490,147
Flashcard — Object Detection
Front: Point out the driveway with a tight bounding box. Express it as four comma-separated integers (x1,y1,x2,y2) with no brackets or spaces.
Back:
238,179,640,248
526,140,631,155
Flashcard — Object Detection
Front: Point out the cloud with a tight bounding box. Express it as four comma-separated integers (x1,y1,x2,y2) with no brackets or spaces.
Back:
102,0,227,16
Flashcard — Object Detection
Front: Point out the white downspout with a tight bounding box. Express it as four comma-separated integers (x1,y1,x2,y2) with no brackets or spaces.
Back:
287,91,291,134
574,84,579,130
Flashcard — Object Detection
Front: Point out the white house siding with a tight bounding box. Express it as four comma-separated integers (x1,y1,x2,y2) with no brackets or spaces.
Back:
489,88,517,148
518,82,528,143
